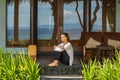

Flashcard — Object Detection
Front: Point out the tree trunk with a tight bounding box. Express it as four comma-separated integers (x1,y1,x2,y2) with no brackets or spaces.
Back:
75,0,83,30
90,0,100,32
106,2,115,32
50,0,58,45
50,17,57,45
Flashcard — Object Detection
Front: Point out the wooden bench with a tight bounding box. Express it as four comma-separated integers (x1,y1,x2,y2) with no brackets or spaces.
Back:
103,32,120,48
82,32,102,61
82,32,120,61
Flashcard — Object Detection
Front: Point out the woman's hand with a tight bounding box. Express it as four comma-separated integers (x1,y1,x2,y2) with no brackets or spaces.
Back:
58,46,64,49
54,45,57,49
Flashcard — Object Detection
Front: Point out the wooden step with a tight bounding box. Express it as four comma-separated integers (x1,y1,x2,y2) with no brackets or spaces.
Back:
40,75,83,80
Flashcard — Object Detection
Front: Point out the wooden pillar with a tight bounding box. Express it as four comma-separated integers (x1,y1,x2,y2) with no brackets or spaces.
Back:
113,0,116,32
89,0,91,32
82,0,90,46
84,0,90,32
102,1,107,32
14,0,19,42
30,0,37,45
83,0,87,32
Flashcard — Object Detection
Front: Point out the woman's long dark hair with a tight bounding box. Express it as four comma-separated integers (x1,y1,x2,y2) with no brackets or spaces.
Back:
61,33,70,41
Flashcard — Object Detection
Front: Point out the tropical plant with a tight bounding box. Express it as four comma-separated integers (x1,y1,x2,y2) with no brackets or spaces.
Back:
0,47,40,80
81,59,99,80
82,50,120,80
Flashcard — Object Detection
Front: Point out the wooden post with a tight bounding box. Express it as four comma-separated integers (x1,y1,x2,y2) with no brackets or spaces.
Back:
29,0,38,61
14,0,19,43
28,45,37,61
30,0,37,45
102,1,107,32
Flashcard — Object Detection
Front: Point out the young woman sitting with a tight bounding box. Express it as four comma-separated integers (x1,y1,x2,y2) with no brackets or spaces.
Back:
48,33,74,66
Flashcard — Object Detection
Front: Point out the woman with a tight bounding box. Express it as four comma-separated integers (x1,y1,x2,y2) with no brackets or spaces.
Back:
49,33,74,66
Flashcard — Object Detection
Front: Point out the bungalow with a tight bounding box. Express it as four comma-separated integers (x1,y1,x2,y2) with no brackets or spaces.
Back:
0,0,120,65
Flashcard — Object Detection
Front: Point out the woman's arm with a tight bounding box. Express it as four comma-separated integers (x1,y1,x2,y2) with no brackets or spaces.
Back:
58,46,65,50
53,43,65,52
58,42,71,50
64,42,71,50
56,43,65,50
54,46,64,52
54,45,64,49
54,45,57,49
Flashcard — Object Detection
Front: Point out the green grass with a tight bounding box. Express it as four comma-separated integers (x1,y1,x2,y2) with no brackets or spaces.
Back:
0,47,40,80
82,50,120,80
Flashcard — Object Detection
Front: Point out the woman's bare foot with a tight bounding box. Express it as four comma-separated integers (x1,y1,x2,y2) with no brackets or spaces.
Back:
48,60,59,66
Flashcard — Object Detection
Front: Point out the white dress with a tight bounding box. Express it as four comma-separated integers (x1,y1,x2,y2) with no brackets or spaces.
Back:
54,42,74,66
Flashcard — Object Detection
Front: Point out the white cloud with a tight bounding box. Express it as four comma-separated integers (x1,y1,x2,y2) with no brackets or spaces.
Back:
64,10,73,17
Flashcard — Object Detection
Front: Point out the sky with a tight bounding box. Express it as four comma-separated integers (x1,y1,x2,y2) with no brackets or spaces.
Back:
8,1,30,28
7,0,109,32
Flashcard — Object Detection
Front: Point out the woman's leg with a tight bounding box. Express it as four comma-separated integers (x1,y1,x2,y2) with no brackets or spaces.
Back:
49,51,69,66
60,51,69,65
48,51,62,66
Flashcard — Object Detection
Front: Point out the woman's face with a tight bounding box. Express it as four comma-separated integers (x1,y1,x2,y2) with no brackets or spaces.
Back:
61,34,67,42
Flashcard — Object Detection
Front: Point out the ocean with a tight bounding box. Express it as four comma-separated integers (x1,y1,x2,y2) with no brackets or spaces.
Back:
7,23,101,40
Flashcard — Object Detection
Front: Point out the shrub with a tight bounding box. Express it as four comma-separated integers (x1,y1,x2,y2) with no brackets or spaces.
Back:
0,47,40,80
82,50,120,80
